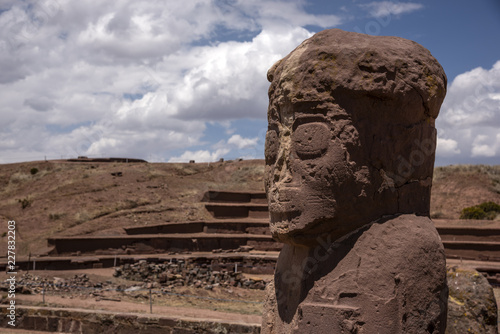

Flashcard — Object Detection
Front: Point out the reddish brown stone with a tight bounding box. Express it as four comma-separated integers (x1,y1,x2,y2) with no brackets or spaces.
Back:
263,29,448,333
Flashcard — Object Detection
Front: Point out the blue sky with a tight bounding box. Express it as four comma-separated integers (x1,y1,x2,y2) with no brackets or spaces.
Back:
0,0,499,166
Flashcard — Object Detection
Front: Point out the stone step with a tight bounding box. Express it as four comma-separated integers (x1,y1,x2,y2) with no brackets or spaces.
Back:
47,233,282,256
442,240,500,262
124,219,270,236
0,251,279,273
205,203,269,219
436,225,500,242
446,258,500,285
202,190,267,204
125,220,500,240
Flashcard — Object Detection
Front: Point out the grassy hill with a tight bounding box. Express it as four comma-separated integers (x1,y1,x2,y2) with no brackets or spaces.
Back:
0,160,498,257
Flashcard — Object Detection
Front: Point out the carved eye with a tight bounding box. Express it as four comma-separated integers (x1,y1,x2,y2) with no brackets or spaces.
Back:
265,130,279,165
292,123,330,159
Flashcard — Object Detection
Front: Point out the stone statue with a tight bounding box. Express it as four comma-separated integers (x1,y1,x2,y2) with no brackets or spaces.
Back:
262,29,448,333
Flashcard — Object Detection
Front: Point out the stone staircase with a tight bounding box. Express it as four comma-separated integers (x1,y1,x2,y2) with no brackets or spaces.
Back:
203,190,269,219
46,190,279,256
435,220,500,262
1,190,280,273
4,190,500,284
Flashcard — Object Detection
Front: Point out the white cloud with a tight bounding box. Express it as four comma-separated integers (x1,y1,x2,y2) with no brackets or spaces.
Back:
436,138,461,157
436,60,500,163
2,1,495,166
359,1,423,18
170,131,263,163
471,134,500,158
168,148,230,163
227,134,259,149
165,27,313,121
0,0,342,163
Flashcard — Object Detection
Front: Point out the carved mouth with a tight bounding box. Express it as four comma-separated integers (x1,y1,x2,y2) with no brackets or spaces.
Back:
270,188,299,202
270,209,301,225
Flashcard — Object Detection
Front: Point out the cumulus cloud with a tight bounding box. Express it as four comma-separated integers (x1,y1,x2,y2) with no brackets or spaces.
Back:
471,134,500,158
0,0,341,163
169,132,262,163
227,134,259,149
168,148,230,163
9,1,496,166
164,27,313,121
359,1,424,18
437,60,500,163
436,138,461,157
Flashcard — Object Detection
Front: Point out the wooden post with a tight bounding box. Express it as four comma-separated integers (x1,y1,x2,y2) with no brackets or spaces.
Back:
149,288,153,314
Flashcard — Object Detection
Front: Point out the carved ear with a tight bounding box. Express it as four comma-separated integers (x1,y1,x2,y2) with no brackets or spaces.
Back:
267,59,283,82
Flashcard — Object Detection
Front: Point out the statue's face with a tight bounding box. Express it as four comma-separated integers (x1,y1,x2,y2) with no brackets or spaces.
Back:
263,30,446,245
265,100,369,245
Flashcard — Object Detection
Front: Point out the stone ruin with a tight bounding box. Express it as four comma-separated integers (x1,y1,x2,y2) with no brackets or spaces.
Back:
262,29,448,333
114,259,269,290
446,266,498,334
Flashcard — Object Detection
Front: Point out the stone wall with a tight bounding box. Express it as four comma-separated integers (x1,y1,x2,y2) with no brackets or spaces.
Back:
0,306,260,334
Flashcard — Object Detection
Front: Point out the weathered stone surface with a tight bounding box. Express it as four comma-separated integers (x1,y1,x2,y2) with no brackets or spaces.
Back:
263,29,448,333
265,28,447,245
446,266,498,334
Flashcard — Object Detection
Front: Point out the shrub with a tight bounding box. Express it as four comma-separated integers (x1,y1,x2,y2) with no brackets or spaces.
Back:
486,211,498,220
460,207,487,220
460,201,500,220
18,197,32,209
75,211,92,223
9,172,31,184
477,201,500,213
49,213,63,220
430,212,444,219
30,167,39,175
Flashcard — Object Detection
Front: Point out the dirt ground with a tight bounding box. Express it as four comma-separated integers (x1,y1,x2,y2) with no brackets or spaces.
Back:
0,267,265,324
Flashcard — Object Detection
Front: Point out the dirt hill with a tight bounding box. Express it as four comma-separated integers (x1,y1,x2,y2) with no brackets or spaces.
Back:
0,160,498,257
431,165,500,219
0,159,265,257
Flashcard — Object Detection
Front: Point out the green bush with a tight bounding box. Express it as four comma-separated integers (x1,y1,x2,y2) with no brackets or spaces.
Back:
460,207,487,220
477,201,500,213
460,201,500,220
30,167,39,175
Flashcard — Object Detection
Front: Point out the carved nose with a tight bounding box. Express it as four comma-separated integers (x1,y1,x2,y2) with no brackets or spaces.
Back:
280,167,293,184
275,154,298,188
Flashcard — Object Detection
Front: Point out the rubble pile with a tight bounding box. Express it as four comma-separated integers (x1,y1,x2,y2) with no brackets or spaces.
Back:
0,273,111,295
113,259,269,290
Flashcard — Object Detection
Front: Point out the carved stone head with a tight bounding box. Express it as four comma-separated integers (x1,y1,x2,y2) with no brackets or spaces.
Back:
265,29,447,246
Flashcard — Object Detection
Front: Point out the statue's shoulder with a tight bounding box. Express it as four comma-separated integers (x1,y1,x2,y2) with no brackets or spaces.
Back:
369,214,441,245
351,214,444,267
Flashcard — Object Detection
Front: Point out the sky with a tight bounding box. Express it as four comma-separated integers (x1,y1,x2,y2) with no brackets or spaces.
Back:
0,0,499,166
